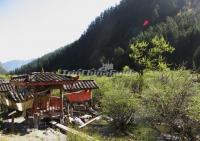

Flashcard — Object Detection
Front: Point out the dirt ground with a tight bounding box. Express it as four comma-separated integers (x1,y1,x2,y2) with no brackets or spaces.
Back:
0,129,67,141
0,117,67,141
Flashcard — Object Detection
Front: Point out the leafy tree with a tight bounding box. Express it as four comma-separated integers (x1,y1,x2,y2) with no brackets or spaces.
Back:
129,36,175,75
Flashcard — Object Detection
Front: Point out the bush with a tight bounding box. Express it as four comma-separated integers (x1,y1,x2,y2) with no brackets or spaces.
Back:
81,70,200,140
142,70,200,140
133,123,158,141
67,132,88,141
101,77,141,132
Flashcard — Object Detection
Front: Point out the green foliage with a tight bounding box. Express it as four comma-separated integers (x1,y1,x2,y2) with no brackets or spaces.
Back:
84,70,200,140
67,132,88,141
133,123,158,141
51,89,60,96
122,65,131,72
187,96,200,121
133,9,200,69
186,81,200,121
101,76,141,131
141,70,200,140
143,70,193,118
129,36,175,74
0,74,7,79
114,47,125,57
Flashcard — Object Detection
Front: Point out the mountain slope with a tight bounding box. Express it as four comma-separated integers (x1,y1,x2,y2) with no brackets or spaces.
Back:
0,62,7,74
131,9,200,69
16,0,199,73
3,59,33,72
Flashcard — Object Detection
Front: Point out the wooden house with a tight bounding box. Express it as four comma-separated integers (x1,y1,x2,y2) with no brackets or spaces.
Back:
0,72,98,127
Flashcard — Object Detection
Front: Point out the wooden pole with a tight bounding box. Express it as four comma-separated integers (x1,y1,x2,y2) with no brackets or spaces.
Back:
60,87,64,124
8,110,17,133
11,115,14,133
33,113,39,129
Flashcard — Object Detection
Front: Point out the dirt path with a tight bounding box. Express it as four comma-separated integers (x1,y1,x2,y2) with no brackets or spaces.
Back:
0,128,67,141
0,117,67,141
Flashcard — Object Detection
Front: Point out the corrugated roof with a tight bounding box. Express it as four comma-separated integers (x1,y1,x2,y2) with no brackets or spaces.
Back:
63,80,99,91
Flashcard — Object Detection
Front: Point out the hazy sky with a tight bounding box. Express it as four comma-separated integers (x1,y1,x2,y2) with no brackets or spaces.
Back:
0,0,121,62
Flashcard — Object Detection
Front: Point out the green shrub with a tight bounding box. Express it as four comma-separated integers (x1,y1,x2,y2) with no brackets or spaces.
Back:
142,70,200,140
67,132,88,141
133,123,158,141
101,78,141,132
123,65,131,72
81,70,200,140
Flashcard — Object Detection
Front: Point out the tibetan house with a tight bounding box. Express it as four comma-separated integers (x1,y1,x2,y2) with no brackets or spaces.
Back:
0,72,98,125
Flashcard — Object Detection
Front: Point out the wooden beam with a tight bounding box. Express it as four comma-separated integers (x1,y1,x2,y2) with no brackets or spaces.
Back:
50,121,98,141
79,116,102,128
8,110,17,117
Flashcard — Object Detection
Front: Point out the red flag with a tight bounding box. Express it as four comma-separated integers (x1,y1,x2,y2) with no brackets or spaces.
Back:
143,20,150,27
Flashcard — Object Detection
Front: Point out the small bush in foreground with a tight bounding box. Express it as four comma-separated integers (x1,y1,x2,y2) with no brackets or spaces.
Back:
102,79,141,132
67,132,88,141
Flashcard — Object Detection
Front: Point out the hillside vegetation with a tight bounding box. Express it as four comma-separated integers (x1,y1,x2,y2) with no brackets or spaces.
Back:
80,70,200,140
0,63,7,74
15,0,200,73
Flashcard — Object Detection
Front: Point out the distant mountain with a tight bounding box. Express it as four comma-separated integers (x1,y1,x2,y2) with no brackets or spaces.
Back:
0,62,7,74
15,0,200,73
3,59,33,71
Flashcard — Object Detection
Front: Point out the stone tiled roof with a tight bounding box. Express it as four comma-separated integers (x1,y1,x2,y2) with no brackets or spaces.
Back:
0,83,15,92
0,79,9,84
11,72,73,83
0,81,33,102
64,80,99,91
6,89,34,102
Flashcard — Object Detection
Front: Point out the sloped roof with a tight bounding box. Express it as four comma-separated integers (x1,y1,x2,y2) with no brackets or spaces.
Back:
63,80,99,91
11,72,73,82
0,79,9,84
4,89,34,102
0,82,33,102
0,83,15,92
10,72,76,86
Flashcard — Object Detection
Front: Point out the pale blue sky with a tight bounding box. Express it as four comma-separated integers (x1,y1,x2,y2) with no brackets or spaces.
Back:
0,0,121,62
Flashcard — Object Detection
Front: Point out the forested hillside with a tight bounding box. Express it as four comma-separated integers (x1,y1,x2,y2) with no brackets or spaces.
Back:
0,62,7,74
15,0,200,73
